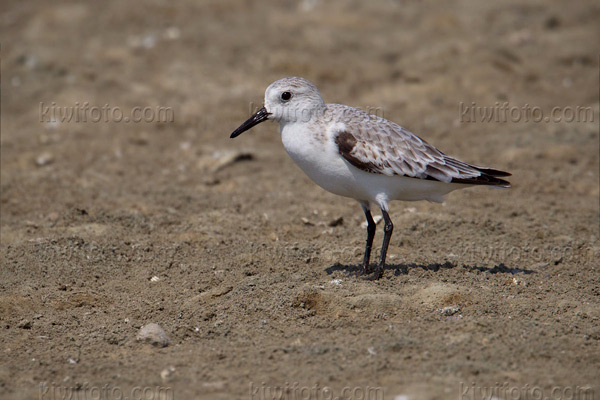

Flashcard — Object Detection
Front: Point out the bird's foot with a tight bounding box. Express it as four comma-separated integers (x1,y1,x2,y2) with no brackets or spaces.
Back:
352,263,373,277
360,265,384,281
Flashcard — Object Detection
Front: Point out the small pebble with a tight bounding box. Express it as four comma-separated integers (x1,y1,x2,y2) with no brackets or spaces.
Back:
361,215,382,228
18,319,32,329
36,152,54,166
440,305,461,316
136,323,170,347
301,217,314,226
160,366,176,382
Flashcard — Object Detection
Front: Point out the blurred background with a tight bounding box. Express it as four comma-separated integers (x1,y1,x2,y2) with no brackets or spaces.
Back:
1,1,599,399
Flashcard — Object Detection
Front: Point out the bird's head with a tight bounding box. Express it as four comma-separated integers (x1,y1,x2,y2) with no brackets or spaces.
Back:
230,77,325,138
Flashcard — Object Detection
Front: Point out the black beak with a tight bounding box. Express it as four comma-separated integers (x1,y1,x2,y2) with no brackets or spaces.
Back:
230,107,271,138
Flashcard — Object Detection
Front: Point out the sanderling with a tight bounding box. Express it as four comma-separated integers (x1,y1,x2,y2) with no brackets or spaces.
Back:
230,77,510,280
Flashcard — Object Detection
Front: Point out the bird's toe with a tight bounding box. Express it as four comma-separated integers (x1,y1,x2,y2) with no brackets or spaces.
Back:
359,266,384,280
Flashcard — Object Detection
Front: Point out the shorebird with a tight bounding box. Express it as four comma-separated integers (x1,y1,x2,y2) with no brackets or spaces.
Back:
230,77,510,280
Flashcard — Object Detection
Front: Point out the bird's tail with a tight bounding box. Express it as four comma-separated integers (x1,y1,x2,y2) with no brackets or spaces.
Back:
469,166,511,187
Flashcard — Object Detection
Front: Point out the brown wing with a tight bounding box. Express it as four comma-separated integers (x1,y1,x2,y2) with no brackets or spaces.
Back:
334,119,511,187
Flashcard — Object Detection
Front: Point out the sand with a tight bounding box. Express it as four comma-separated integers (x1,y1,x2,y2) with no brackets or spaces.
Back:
1,1,599,399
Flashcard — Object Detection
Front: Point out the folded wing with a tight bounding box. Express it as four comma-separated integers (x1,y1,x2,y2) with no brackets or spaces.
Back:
334,117,511,187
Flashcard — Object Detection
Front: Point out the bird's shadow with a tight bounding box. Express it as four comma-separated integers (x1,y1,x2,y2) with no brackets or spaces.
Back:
325,261,534,276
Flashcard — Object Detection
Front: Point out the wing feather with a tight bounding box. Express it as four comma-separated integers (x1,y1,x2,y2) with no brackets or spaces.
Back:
332,109,511,187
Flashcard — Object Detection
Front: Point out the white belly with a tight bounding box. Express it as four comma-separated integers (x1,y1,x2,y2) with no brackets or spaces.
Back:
280,124,465,207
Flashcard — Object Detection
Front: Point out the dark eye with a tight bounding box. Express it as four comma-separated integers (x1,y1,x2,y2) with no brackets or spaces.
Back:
280,91,292,101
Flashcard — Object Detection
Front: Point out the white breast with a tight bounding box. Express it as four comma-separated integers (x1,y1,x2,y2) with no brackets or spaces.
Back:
280,122,364,198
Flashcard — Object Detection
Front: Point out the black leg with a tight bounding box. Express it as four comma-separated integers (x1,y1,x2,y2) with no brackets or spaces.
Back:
360,203,376,275
368,209,393,280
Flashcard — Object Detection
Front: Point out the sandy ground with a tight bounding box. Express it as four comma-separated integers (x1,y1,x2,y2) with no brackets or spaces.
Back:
1,0,599,399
